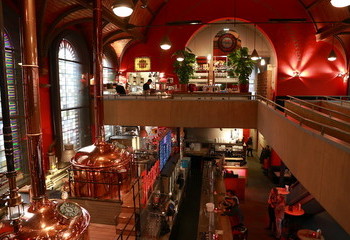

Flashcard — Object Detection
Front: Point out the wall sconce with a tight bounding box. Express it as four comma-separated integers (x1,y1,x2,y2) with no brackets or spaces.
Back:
337,72,346,77
160,35,172,50
293,71,300,77
112,0,134,17
330,0,350,7
260,58,266,66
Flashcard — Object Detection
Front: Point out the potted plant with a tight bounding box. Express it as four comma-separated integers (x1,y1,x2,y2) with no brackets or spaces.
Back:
227,47,256,93
173,47,196,91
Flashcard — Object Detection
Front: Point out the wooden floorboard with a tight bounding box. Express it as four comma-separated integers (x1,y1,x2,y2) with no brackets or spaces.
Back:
88,223,116,240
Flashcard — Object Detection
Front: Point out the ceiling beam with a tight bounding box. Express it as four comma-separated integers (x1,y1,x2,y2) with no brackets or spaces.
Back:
75,0,144,40
306,0,324,10
316,23,350,40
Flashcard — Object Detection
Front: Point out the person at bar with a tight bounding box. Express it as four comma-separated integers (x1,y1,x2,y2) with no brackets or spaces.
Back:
143,79,152,94
115,83,126,95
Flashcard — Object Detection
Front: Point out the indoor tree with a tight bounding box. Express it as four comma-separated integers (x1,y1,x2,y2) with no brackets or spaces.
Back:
228,47,256,92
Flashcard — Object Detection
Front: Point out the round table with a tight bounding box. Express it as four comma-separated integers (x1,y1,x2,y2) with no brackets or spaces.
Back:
285,206,305,216
277,187,290,195
297,229,324,240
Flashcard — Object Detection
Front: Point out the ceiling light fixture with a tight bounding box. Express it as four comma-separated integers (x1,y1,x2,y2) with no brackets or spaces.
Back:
112,0,134,17
330,0,350,7
251,24,259,60
328,35,337,61
176,51,185,62
160,35,172,50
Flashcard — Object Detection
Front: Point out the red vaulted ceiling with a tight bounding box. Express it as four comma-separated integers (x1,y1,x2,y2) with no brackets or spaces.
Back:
4,0,350,95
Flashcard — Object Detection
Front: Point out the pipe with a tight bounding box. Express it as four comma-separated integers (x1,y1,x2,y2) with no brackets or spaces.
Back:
93,0,104,141
21,0,47,203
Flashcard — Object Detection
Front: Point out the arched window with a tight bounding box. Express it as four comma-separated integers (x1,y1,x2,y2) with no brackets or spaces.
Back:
0,33,22,173
103,56,115,84
58,39,89,149
102,55,115,139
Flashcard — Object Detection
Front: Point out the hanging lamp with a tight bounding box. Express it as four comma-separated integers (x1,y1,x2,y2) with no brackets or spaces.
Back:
112,0,134,17
251,24,259,60
176,51,185,62
160,35,172,50
328,35,337,62
330,0,350,8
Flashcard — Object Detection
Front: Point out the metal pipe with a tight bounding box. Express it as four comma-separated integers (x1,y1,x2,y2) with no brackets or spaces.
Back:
21,0,46,203
93,0,104,141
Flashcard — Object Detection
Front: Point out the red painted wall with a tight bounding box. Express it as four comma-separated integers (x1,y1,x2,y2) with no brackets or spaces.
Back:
120,0,348,96
270,148,282,166
39,58,53,171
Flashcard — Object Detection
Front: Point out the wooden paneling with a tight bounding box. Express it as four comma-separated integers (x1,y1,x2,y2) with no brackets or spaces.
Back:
104,99,258,128
258,102,350,234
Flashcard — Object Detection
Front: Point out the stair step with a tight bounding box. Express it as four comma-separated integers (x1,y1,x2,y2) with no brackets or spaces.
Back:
118,212,135,224
116,223,136,236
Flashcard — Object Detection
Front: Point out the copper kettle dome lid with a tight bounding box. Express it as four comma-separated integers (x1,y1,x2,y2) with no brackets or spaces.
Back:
70,140,131,169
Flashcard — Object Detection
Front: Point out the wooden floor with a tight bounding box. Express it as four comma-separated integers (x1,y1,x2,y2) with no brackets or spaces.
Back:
89,223,117,240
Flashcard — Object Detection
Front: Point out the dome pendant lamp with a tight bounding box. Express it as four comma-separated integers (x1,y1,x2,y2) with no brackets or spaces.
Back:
160,35,172,50
251,24,259,60
330,0,350,8
328,35,337,62
112,0,134,17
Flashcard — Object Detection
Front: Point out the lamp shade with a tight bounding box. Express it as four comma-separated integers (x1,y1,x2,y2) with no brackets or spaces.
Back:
160,35,172,50
176,52,185,62
327,49,337,61
330,0,350,7
251,49,259,60
112,0,134,17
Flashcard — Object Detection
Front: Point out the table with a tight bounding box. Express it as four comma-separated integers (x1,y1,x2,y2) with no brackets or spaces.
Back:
297,229,325,240
276,187,290,195
285,205,305,216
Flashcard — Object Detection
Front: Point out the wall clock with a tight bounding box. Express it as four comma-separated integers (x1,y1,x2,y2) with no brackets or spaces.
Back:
217,33,237,52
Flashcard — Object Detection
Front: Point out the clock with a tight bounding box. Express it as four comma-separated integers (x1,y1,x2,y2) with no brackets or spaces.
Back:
217,33,237,53
57,201,82,218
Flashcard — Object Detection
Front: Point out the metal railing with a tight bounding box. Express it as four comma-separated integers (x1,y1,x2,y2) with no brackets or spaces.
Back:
256,95,350,144
320,96,350,106
116,178,142,240
286,95,350,121
104,93,254,101
68,168,124,201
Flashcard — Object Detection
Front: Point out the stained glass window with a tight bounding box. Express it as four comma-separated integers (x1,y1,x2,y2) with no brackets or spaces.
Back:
0,33,22,173
58,39,85,148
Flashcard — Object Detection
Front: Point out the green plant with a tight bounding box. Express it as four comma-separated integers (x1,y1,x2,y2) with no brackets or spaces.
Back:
227,47,256,85
173,47,196,84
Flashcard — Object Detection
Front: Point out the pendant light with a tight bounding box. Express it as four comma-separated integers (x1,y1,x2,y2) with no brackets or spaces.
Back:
328,35,337,62
176,51,185,62
160,35,172,50
251,24,259,60
330,0,350,8
112,0,134,17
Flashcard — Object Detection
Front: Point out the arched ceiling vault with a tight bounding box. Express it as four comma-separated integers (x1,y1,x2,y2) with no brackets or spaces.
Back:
4,0,350,65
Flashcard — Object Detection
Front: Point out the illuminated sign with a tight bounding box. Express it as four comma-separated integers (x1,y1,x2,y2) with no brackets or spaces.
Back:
135,57,151,71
